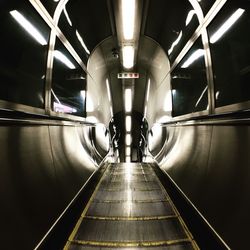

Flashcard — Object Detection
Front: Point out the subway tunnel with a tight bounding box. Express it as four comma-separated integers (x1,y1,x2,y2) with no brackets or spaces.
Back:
0,0,250,249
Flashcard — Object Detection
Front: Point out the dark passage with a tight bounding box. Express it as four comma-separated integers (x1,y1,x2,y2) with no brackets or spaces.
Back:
64,163,199,249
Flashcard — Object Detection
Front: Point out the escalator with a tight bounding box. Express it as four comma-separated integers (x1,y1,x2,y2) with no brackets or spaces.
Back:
63,163,199,250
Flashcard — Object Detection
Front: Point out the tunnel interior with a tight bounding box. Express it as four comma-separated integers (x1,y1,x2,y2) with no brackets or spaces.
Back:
0,0,250,249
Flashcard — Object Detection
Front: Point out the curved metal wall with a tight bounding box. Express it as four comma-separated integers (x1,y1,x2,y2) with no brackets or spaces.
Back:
0,122,104,249
151,122,250,249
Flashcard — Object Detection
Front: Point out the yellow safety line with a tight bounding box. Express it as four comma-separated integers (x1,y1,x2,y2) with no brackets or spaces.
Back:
99,187,161,192
148,163,200,250
92,198,169,203
84,215,177,221
63,164,110,250
70,238,191,247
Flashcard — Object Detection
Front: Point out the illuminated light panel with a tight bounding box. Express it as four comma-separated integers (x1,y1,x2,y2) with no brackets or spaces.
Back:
122,0,135,40
125,88,132,113
126,134,132,146
63,6,72,26
76,30,90,54
53,50,76,69
126,147,131,156
210,8,245,44
186,10,196,26
146,78,151,102
126,116,132,132
10,10,47,46
168,31,182,55
122,46,134,69
181,49,204,68
106,79,111,102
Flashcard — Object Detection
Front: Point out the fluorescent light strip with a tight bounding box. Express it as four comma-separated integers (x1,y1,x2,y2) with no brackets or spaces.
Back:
122,0,135,40
63,6,72,26
126,134,132,146
168,31,182,55
53,50,76,69
181,49,204,68
106,79,111,102
10,10,47,46
146,78,151,102
126,116,131,132
76,30,90,55
126,147,131,156
186,10,196,26
125,88,132,112
122,46,134,69
210,8,245,44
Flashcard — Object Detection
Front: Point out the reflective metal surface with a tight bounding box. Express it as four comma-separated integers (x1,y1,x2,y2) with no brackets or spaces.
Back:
65,163,199,250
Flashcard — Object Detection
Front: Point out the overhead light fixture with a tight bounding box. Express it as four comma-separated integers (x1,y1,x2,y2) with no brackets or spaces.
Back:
53,50,76,69
143,105,147,118
125,88,132,112
146,78,151,102
181,49,204,68
186,10,196,26
76,30,90,55
210,8,245,44
10,10,47,46
122,46,134,69
63,6,72,27
106,79,111,102
126,116,131,132
126,134,132,145
122,0,135,40
168,31,182,55
126,147,131,156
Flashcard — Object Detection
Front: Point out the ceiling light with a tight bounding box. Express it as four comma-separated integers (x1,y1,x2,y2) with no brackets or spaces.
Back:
122,0,135,40
126,134,132,145
63,6,72,27
168,31,182,55
10,10,47,46
76,30,90,54
126,147,131,156
125,88,132,112
181,49,204,68
210,8,245,44
186,10,196,26
53,50,76,69
122,46,134,69
106,79,111,102
146,78,151,102
126,116,131,132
